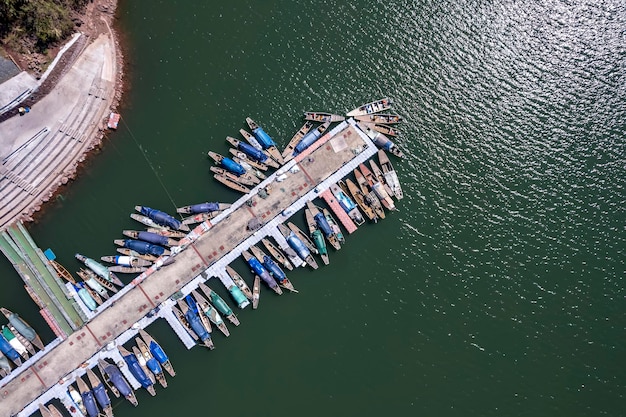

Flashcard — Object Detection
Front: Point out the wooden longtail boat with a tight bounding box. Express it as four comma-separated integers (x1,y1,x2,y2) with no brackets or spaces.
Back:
1,307,44,351
304,208,329,265
123,230,179,247
303,112,345,123
176,300,214,350
108,265,148,274
287,222,318,254
213,173,252,193
225,266,253,301
86,367,113,417
342,179,377,222
146,227,186,238
369,159,395,198
245,117,285,165
182,211,219,225
2,325,30,358
130,345,156,385
47,405,66,417
228,149,270,172
130,213,169,231
192,289,230,337
118,345,156,396
176,202,231,214
76,374,101,417
250,245,297,293
261,237,294,271
115,248,158,263
378,149,403,200
359,122,400,137
360,163,396,211
230,154,269,179
67,385,87,415
330,182,365,226
226,136,279,168
346,97,393,117
277,223,319,270
282,121,314,161
135,338,167,388
323,207,345,245
239,128,263,150
252,276,260,309
354,167,385,219
353,113,402,124
198,282,240,326
139,328,176,377
210,165,259,186
171,305,198,341
101,255,152,267
306,201,341,250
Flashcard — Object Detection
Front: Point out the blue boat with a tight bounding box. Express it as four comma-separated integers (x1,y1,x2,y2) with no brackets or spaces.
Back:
293,121,331,156
135,205,188,231
330,182,365,225
278,224,319,270
249,245,298,293
176,202,231,215
139,329,176,377
178,299,214,350
98,358,138,406
241,250,282,295
118,346,156,396
114,239,170,257
0,332,21,366
76,375,99,417
245,117,285,164
86,368,112,417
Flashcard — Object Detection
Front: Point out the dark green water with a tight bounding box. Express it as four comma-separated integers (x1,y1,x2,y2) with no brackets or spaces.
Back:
1,0,624,415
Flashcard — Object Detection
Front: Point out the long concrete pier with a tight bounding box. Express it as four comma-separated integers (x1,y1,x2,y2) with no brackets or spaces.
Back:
0,119,380,416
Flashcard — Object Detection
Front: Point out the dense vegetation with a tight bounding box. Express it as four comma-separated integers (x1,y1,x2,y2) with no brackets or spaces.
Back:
0,0,88,49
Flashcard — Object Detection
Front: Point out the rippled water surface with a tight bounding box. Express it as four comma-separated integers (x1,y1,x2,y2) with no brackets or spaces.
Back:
1,0,624,415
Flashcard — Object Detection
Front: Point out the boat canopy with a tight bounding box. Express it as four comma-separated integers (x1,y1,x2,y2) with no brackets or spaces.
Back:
184,310,210,341
124,239,167,256
371,134,394,151
238,141,268,162
189,202,221,214
122,352,153,388
228,285,248,307
76,285,97,311
220,157,246,176
336,191,357,212
136,231,169,246
258,270,278,289
209,292,232,316
286,232,311,259
294,129,322,155
252,127,276,149
146,357,162,375
7,313,36,341
149,341,169,364
81,390,99,417
139,206,182,230
246,257,267,276
92,383,110,409
311,230,328,255
104,364,133,397
0,334,20,362
314,213,333,237
263,256,285,281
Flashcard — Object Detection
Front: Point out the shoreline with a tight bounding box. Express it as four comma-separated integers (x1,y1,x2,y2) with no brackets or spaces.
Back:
0,0,127,228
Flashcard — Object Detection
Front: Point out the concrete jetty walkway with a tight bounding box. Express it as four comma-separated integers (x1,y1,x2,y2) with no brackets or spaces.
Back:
0,120,378,417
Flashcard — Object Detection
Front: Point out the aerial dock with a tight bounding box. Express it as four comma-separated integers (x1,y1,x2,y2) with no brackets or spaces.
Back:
0,119,384,417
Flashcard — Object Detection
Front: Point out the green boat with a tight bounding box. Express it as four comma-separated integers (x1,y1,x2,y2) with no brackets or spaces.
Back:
198,282,240,326
1,307,44,351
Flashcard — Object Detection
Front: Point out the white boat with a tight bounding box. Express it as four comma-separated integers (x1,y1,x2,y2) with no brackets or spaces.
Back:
346,97,393,117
